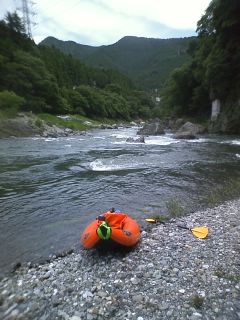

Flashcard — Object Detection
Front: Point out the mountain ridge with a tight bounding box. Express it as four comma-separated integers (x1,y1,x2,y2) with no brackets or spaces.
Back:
40,35,194,89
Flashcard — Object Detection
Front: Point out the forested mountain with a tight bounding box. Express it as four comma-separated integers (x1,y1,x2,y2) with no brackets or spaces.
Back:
160,0,240,133
0,12,154,120
40,36,192,89
1,0,239,133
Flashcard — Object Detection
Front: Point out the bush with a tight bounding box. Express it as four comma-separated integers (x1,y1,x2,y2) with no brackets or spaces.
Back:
165,198,184,217
0,90,25,110
25,97,48,113
191,295,204,309
35,118,43,128
202,178,240,206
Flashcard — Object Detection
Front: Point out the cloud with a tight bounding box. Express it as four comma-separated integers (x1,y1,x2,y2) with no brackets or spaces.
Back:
0,0,17,18
1,0,211,45
92,0,210,29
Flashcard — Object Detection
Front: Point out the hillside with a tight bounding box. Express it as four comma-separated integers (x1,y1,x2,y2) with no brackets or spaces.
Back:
0,13,155,122
40,36,193,89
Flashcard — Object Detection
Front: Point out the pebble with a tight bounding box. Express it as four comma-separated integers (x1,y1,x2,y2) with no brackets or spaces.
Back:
191,312,202,319
132,294,143,303
130,277,140,285
179,289,185,293
0,199,239,320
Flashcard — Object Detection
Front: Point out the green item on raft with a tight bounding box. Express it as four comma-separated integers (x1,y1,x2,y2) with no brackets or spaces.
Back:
96,221,111,240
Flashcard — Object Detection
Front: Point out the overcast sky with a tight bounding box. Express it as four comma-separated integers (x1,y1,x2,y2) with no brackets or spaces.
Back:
1,0,211,46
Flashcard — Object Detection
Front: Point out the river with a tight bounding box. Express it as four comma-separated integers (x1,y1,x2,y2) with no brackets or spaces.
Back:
0,127,240,274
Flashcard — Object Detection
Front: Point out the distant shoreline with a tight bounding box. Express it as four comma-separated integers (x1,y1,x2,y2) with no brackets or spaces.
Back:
0,113,123,139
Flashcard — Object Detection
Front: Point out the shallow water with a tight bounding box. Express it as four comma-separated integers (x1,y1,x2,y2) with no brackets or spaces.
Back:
0,127,240,273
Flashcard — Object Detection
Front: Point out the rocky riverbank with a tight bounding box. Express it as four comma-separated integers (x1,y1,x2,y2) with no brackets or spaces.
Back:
0,113,87,139
0,199,240,320
0,113,136,139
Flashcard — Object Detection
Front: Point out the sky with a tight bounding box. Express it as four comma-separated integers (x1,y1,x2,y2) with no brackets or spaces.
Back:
1,0,211,46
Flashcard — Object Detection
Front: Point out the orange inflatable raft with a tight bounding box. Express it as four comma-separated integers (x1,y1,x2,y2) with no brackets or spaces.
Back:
81,210,140,249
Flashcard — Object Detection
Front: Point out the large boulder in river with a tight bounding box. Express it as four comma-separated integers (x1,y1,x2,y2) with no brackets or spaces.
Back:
173,121,206,140
168,118,185,131
100,124,118,129
173,131,197,140
126,136,145,143
137,121,164,136
177,122,206,135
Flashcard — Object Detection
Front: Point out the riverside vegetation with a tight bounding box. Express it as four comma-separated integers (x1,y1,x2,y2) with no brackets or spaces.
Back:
159,0,240,134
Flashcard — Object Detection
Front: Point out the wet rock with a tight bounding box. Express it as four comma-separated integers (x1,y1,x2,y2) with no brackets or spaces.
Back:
173,121,207,139
126,136,145,143
40,270,52,280
52,297,62,307
173,131,197,139
130,121,138,126
100,124,117,129
178,122,206,135
137,121,165,135
11,262,21,273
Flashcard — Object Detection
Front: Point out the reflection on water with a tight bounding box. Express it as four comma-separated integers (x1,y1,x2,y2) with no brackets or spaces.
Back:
0,128,240,273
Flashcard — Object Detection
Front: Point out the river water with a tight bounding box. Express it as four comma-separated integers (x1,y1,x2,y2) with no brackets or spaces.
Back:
0,127,240,274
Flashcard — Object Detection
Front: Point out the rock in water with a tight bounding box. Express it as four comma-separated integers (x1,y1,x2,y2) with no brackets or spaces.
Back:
137,121,165,135
173,121,207,139
173,131,197,140
126,136,145,143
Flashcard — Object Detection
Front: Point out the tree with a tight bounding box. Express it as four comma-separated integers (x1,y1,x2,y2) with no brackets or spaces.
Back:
0,90,25,110
0,13,154,120
160,0,240,121
5,11,25,34
196,0,240,101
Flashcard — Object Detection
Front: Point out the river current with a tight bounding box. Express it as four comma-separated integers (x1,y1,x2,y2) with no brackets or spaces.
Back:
0,127,240,274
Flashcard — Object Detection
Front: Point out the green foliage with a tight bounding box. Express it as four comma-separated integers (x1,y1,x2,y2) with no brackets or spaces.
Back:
5,11,25,34
40,36,192,89
38,113,89,131
34,118,43,128
38,44,134,94
202,178,240,206
76,85,107,118
214,268,240,282
160,0,240,126
0,12,33,54
150,215,169,222
165,198,184,217
63,89,87,115
74,85,132,120
191,295,204,309
0,12,154,121
0,90,25,110
160,63,196,116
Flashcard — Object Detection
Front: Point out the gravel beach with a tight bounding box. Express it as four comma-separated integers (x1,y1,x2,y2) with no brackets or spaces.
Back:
0,199,239,320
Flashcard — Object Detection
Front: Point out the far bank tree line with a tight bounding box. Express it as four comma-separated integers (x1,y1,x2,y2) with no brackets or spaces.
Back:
159,0,240,133
0,12,154,120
